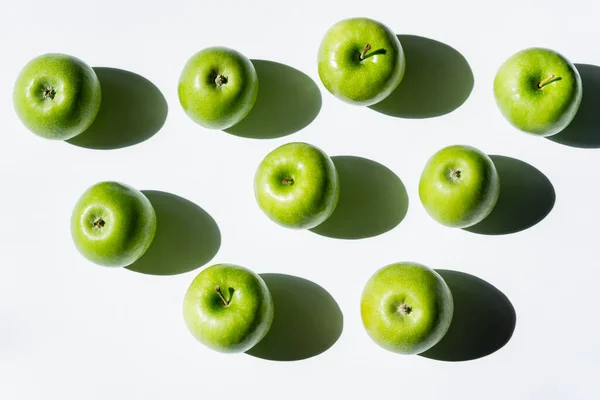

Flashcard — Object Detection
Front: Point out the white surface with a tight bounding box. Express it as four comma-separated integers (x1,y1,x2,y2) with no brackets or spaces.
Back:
1,0,599,398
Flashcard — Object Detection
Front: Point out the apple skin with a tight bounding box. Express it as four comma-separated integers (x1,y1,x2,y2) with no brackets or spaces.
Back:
361,262,453,355
70,182,157,268
494,48,582,137
254,142,340,229
318,17,405,106
13,53,101,140
183,263,274,353
178,47,259,130
419,145,500,228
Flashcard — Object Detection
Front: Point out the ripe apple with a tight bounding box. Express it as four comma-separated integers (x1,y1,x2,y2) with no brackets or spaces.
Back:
178,46,258,130
494,47,582,137
361,262,454,354
71,182,157,268
254,142,339,229
183,263,274,353
317,17,405,106
419,145,500,228
13,53,101,140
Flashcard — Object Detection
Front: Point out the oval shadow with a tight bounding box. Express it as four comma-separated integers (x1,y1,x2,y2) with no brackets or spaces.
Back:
67,67,168,149
225,60,321,139
465,155,555,235
547,64,600,148
420,270,516,362
310,156,408,239
246,274,343,361
126,191,220,275
369,35,474,119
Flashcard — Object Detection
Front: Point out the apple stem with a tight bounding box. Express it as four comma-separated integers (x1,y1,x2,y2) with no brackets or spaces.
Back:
215,74,228,87
93,218,105,228
281,178,294,185
538,74,558,88
359,44,372,61
215,285,230,306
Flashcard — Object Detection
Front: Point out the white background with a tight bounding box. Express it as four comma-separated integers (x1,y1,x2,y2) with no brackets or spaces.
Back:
1,0,599,398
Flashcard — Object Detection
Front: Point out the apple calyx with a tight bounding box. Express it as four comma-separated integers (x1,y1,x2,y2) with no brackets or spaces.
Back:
93,218,105,229
215,74,228,87
359,44,372,61
538,74,560,89
42,86,56,100
215,285,230,306
281,178,294,186
398,303,412,315
449,169,462,181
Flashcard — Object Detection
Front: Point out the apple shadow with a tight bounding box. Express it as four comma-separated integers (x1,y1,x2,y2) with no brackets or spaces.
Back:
464,155,555,235
246,274,343,361
369,35,474,119
310,156,408,239
420,270,516,362
67,67,167,149
547,64,600,148
224,60,321,139
126,191,220,275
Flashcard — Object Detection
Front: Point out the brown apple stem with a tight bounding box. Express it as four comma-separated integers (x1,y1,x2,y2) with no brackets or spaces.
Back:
538,74,557,88
282,178,294,185
215,74,228,87
215,285,229,306
359,44,372,60
93,218,105,228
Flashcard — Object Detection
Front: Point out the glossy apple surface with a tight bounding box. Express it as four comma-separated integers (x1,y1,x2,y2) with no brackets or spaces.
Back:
71,181,156,267
318,17,405,106
183,263,274,353
178,46,258,130
13,53,101,140
254,142,339,229
361,262,454,354
494,47,582,136
419,145,500,228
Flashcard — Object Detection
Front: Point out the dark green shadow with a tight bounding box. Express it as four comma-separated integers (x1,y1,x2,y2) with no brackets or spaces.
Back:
369,35,474,119
246,274,343,361
465,156,555,235
225,60,321,139
126,191,220,276
68,68,167,149
310,156,408,239
420,270,516,362
547,64,600,148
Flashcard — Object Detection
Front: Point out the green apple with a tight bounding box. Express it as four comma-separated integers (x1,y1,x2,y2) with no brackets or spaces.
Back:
183,263,274,353
317,17,405,106
178,46,258,130
361,262,453,355
71,182,157,267
494,47,582,137
254,142,339,229
419,145,500,228
13,53,101,140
